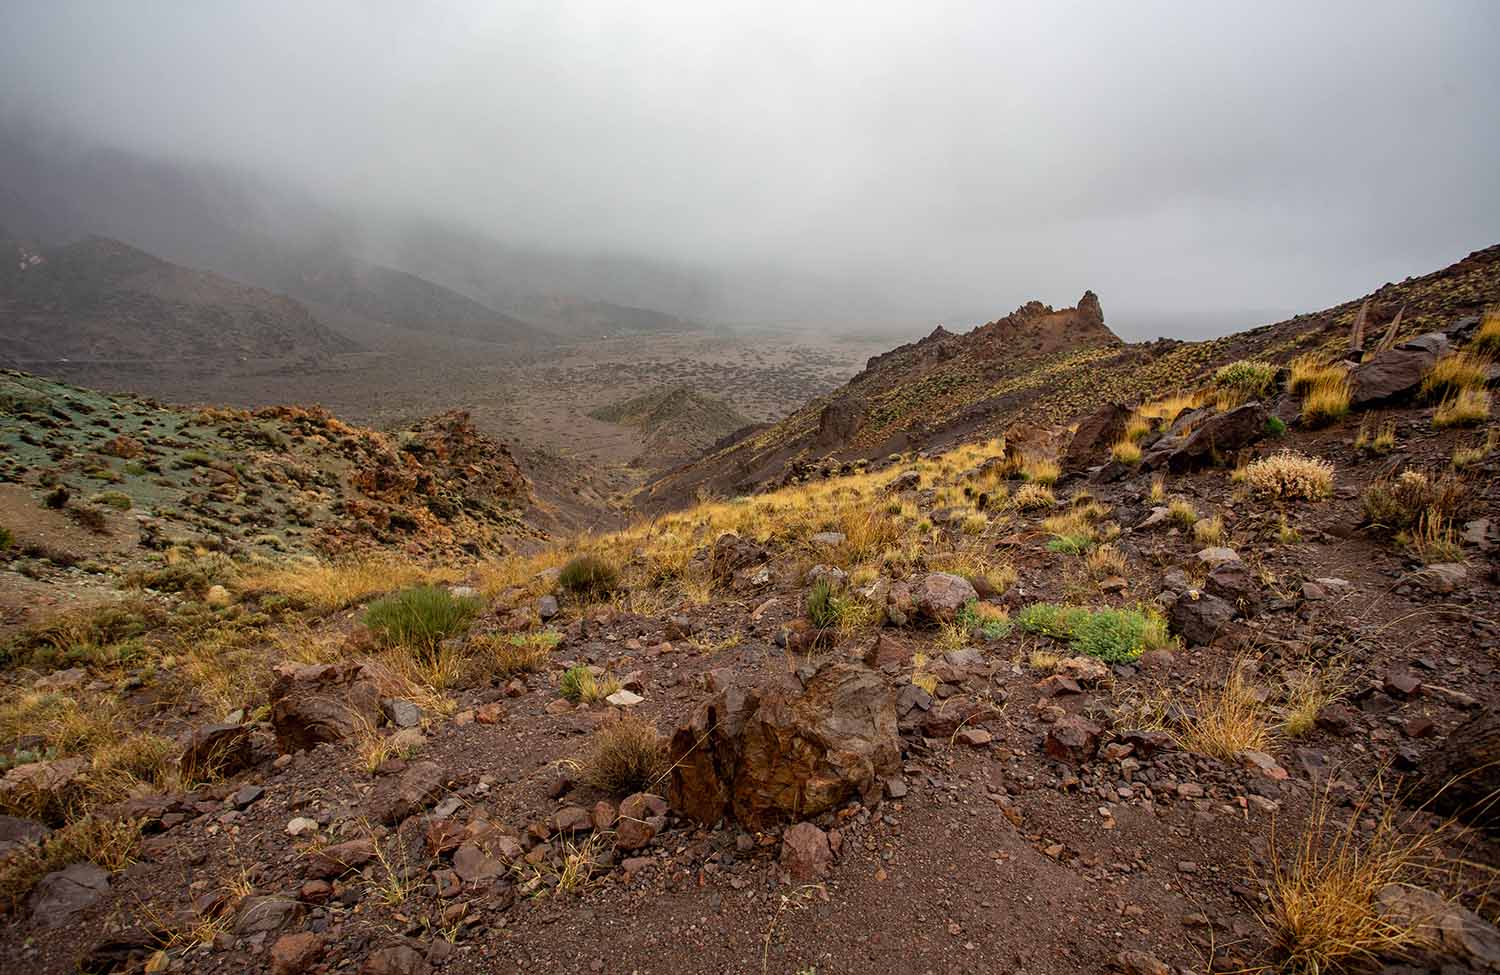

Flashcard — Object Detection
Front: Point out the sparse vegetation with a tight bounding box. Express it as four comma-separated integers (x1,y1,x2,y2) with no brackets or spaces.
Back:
1168,498,1198,527
1214,359,1278,399
1362,469,1468,532
1432,387,1490,428
560,665,621,704
1287,354,1344,396
1015,603,1171,663
559,553,621,601
581,715,663,795
1244,452,1334,500
1301,373,1352,427
1013,483,1056,510
1474,309,1500,355
472,630,559,678
1175,663,1271,759
1192,514,1225,546
0,817,141,914
955,600,1011,640
363,586,480,661
1353,415,1396,454
1420,351,1489,402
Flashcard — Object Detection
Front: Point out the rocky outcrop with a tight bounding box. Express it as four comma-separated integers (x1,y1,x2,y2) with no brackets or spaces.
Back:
1061,402,1129,474
1405,708,1500,829
1144,402,1268,473
666,660,899,827
269,663,383,753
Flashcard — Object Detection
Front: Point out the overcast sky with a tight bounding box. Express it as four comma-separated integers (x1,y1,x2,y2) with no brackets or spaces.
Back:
2,1,1497,337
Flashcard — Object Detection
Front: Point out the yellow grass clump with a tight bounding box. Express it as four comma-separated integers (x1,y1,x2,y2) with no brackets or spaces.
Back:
1244,452,1334,500
1432,387,1490,429
1301,373,1352,428
1287,354,1345,396
1420,351,1490,401
240,559,461,613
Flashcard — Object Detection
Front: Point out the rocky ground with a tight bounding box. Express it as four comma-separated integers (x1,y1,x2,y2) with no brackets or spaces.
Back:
0,306,1498,974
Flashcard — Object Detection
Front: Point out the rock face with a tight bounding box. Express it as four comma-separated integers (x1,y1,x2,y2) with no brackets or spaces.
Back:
1406,708,1500,829
1349,341,1443,409
666,660,899,828
1061,402,1129,474
29,862,109,925
269,663,383,752
1168,590,1237,646
1147,402,1268,473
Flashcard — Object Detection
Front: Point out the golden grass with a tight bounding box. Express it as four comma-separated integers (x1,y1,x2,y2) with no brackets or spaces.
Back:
1148,473,1166,502
1110,437,1142,464
1452,428,1498,469
580,715,664,796
1013,483,1056,510
1174,665,1273,759
1281,659,1350,737
1137,393,1198,423
1085,543,1127,580
1124,414,1152,442
240,559,461,612
1302,373,1352,428
1288,354,1345,396
1022,455,1060,486
470,630,558,679
1261,788,1447,974
1433,387,1491,429
0,816,140,913
1192,514,1226,546
1402,511,1465,565
1420,351,1490,401
1474,309,1500,355
1353,415,1397,454
1244,452,1335,500
1168,498,1198,527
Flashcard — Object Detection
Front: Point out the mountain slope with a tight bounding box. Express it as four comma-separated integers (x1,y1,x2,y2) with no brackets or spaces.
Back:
0,236,358,366
643,247,1500,509
589,386,752,466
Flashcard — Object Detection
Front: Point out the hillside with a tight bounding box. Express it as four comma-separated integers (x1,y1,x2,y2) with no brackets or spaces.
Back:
0,288,1496,972
643,248,1500,508
0,237,358,367
588,386,753,466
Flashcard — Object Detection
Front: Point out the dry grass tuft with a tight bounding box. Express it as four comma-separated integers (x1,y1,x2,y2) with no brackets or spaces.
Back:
1260,788,1448,974
1474,309,1500,355
1168,498,1199,527
1022,455,1061,486
1110,437,1142,464
1354,415,1397,454
1420,351,1490,402
1288,354,1345,396
1302,374,1353,428
239,560,459,613
1175,664,1273,759
0,816,140,913
1244,452,1334,500
580,715,664,796
1281,658,1350,737
1013,483,1057,510
470,630,558,679
1192,514,1226,546
1085,543,1127,580
1433,388,1491,429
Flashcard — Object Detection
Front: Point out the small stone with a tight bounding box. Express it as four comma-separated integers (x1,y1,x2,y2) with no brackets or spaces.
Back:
271,933,325,975
285,817,318,837
955,728,993,747
605,689,644,708
780,822,832,880
475,702,506,725
537,595,560,620
382,699,423,729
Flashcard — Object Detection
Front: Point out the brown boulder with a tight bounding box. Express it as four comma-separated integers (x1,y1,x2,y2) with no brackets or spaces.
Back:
1044,716,1102,764
361,945,431,975
1156,402,1268,473
271,933,325,975
1405,707,1500,829
913,572,978,624
1349,344,1441,409
269,662,383,752
371,761,446,825
615,792,668,851
179,723,255,780
1061,403,1130,474
779,822,832,880
666,660,898,828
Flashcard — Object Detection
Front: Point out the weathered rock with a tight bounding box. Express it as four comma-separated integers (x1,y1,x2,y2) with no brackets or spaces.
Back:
361,945,432,975
708,532,769,583
372,761,445,825
1114,950,1170,975
779,822,832,880
615,793,667,851
271,933,325,975
0,814,50,857
234,895,303,935
536,595,559,621
269,662,383,752
1205,560,1260,614
306,838,377,879
809,531,846,548
666,660,898,827
1152,402,1268,473
1056,656,1109,685
29,862,108,926
605,689,644,708
1168,590,1237,645
552,805,594,833
806,564,849,590
863,632,918,670
1415,562,1467,594
1406,708,1500,829
179,723,255,780
1349,346,1441,408
1062,402,1130,474
1375,884,1500,969
452,843,505,883
381,699,423,729
1044,716,1102,764
913,572,978,624
0,757,88,816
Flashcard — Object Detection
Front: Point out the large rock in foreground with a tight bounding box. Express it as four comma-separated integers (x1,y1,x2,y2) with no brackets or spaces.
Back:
1405,707,1500,830
1061,402,1129,474
269,662,383,752
666,660,898,828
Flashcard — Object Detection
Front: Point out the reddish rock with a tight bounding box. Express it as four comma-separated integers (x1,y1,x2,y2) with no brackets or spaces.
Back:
307,838,377,879
178,723,255,780
615,793,668,851
1044,716,1102,764
271,933,324,975
371,762,445,825
779,822,832,881
269,663,383,752
361,944,431,975
552,805,594,834
474,702,506,725
667,660,898,828
1062,402,1129,474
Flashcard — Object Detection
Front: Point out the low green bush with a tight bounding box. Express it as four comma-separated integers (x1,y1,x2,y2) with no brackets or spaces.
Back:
558,554,619,600
1213,360,1278,398
1015,603,1171,662
363,586,480,660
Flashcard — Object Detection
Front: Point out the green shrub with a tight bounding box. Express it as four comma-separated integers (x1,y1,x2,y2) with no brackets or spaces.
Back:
1016,603,1171,663
0,526,12,551
956,601,1011,640
1045,533,1093,555
363,586,480,660
90,492,132,511
805,578,846,628
1214,360,1278,398
558,554,619,600
559,664,619,703
1264,417,1287,438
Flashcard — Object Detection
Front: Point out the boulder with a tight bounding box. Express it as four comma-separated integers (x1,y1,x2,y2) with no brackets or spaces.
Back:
271,933,326,975
361,945,432,975
179,723,255,780
269,662,383,752
1375,884,1500,969
306,838,377,879
1153,403,1268,473
707,532,769,583
1044,716,1102,764
371,761,446,825
0,757,89,818
0,814,50,857
1061,403,1130,474
913,572,978,624
233,895,303,935
1205,560,1261,614
1349,346,1440,409
29,862,109,926
1168,590,1237,646
1405,708,1500,829
615,792,668,851
779,822,832,880
666,660,898,827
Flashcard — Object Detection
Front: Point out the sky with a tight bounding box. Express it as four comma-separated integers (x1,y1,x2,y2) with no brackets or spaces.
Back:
2,0,1498,338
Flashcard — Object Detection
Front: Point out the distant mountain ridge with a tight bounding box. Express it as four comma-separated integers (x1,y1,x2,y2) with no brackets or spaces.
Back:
0,235,357,366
